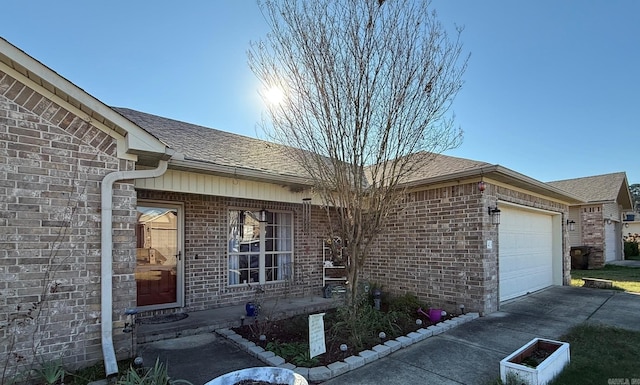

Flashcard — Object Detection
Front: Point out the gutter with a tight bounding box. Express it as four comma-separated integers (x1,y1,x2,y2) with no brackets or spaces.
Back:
100,160,169,377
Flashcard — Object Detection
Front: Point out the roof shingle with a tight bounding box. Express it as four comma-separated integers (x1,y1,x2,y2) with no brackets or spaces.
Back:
547,172,628,203
114,107,310,179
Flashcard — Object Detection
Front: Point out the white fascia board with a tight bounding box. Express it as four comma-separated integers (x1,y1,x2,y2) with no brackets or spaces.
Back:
0,38,168,158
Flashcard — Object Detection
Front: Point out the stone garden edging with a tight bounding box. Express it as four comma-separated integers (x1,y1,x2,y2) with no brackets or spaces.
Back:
216,312,480,383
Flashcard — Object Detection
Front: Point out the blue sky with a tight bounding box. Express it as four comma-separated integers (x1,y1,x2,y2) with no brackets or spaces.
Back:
2,1,638,184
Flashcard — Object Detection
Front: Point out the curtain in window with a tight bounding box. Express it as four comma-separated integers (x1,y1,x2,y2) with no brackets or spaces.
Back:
228,211,241,285
229,255,240,285
276,213,292,280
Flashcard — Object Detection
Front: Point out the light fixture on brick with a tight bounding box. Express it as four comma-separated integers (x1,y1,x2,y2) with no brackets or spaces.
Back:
488,205,501,225
566,219,576,231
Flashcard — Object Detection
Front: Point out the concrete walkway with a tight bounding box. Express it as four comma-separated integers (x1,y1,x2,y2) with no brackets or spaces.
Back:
319,286,640,384
607,259,640,267
139,286,640,385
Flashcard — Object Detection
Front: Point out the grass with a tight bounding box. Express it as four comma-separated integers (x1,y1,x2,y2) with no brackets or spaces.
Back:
489,324,640,385
570,265,640,293
549,324,640,384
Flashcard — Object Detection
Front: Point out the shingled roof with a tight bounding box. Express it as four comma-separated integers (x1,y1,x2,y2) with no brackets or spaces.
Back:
397,152,492,184
113,107,583,203
115,107,492,186
547,172,633,209
114,107,311,183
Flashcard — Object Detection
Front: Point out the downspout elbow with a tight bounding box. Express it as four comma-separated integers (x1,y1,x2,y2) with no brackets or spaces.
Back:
101,160,168,377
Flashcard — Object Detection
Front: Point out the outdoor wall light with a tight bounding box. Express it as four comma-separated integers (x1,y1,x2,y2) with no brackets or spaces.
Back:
625,223,630,228
566,219,576,231
259,209,268,223
488,205,501,225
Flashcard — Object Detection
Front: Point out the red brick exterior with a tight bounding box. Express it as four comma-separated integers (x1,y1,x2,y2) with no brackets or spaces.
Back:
0,70,137,374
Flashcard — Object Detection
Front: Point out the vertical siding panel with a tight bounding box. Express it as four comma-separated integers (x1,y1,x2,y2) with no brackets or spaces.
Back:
134,170,309,203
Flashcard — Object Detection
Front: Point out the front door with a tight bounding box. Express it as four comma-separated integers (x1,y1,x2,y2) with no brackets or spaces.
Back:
135,202,184,309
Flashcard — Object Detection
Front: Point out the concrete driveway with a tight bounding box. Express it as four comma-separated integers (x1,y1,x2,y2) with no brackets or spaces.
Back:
319,286,640,384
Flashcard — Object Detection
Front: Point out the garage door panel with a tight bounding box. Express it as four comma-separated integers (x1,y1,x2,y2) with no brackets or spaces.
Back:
499,206,554,302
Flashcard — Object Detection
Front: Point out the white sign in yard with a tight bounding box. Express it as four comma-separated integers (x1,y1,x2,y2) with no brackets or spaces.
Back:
308,313,326,359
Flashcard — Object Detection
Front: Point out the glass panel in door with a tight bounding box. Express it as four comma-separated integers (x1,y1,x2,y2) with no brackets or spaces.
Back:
135,205,181,308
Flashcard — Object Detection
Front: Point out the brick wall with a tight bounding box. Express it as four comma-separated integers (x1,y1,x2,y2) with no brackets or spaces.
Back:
0,70,136,375
580,205,605,268
364,183,491,314
364,182,570,315
136,190,331,317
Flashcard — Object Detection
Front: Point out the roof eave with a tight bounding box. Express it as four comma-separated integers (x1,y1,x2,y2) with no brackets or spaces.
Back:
168,158,314,190
401,164,586,204
0,38,169,160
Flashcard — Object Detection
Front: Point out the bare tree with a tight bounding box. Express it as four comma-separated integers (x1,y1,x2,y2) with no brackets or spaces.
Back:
249,0,468,304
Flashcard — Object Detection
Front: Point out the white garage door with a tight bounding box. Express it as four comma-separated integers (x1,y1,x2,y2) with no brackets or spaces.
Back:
499,205,554,302
604,221,619,262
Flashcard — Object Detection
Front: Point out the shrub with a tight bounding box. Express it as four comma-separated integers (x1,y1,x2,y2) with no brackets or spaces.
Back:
624,241,639,257
328,295,403,351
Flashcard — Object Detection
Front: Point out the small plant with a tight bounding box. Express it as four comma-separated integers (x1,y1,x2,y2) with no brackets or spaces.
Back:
65,358,134,385
329,293,402,351
117,358,192,385
265,342,319,367
246,285,283,340
290,350,320,368
33,357,67,385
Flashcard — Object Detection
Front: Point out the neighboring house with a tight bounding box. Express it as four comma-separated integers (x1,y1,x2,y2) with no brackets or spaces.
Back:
623,214,640,238
1,37,587,376
548,173,634,267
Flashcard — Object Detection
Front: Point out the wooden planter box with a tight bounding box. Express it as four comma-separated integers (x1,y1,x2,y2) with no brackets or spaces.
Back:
500,338,570,385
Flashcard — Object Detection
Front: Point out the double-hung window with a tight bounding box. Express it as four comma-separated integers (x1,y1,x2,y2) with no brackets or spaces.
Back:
228,210,293,286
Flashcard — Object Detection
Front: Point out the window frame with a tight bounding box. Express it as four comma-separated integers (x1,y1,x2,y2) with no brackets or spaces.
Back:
227,208,294,286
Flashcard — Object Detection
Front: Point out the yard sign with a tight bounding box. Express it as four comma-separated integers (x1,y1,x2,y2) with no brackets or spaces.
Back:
308,313,326,358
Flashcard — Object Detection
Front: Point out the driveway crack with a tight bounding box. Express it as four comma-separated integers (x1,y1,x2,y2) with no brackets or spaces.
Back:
585,290,616,321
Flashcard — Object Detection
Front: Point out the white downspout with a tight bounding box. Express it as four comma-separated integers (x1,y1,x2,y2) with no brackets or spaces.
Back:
101,160,168,377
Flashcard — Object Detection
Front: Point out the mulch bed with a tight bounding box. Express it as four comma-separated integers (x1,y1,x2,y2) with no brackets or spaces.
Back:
232,308,452,367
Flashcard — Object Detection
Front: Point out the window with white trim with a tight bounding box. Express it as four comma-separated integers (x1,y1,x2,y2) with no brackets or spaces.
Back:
228,210,293,285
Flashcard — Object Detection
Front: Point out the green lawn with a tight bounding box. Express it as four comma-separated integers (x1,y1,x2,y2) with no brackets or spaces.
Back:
549,324,640,384
490,324,640,385
570,265,640,293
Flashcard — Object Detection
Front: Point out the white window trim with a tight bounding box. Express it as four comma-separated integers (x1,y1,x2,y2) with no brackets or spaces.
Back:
227,208,294,287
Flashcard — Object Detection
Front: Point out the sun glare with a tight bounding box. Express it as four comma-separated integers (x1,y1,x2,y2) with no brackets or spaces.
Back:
264,86,285,106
